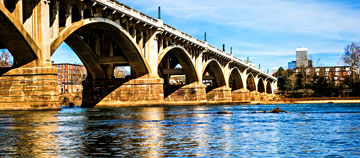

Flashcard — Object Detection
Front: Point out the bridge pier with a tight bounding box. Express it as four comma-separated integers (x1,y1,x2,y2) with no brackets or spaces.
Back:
250,91,260,102
206,86,232,104
164,82,207,105
89,77,165,107
231,88,251,103
0,65,60,110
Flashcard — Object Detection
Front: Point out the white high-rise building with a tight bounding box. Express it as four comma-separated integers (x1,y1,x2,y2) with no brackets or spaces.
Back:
296,48,308,67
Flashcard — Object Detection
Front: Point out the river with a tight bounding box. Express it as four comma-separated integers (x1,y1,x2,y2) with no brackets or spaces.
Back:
0,104,359,157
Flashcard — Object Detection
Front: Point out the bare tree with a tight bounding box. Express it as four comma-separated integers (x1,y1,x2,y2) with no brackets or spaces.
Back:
72,65,87,84
342,41,360,80
308,55,322,67
343,41,360,68
0,50,12,67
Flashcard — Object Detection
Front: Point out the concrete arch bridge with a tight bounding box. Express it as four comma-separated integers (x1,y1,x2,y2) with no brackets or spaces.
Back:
0,0,277,110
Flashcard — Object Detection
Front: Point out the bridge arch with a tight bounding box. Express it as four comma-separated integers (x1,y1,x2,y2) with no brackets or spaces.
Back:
158,45,199,98
202,59,226,92
266,81,272,94
246,73,256,92
228,67,244,91
0,3,39,69
50,18,151,79
258,78,265,93
158,45,198,83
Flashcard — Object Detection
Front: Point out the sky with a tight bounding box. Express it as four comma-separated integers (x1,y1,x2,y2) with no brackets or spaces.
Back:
52,0,360,73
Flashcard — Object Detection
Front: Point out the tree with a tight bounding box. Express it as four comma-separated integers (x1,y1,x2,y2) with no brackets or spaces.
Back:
0,50,12,67
72,65,87,84
273,67,285,78
310,75,329,97
343,41,360,80
276,67,293,92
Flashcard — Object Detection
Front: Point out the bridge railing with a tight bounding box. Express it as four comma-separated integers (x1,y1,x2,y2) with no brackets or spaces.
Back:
93,0,158,26
92,0,276,81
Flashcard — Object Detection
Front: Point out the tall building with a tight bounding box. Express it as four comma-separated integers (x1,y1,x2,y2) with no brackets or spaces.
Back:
296,48,308,67
288,61,296,70
52,62,87,94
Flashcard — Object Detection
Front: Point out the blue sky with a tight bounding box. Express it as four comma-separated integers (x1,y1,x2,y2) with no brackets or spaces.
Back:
52,0,360,72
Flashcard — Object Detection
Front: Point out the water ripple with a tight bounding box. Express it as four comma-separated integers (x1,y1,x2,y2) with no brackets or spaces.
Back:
0,104,360,157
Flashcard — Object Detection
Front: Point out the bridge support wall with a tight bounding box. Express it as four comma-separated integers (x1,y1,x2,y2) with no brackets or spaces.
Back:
231,88,251,103
0,66,60,110
93,78,165,107
206,86,232,104
164,82,207,105
250,91,260,102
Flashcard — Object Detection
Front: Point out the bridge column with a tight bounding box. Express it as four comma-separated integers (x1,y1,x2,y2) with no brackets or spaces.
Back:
13,0,23,23
50,1,60,39
0,0,59,110
66,6,72,28
145,30,162,77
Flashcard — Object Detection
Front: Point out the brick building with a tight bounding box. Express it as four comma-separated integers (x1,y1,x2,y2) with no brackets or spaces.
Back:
52,62,87,94
295,66,355,84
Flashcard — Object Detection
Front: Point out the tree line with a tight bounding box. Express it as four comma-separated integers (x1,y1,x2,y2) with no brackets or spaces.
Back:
274,41,360,98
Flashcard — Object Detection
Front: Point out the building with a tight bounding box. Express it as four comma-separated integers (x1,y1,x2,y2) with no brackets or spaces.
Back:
52,62,87,94
295,66,355,84
288,61,296,70
296,48,308,67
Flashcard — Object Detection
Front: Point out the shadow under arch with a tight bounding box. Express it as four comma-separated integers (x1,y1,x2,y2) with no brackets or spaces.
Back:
229,67,244,91
0,3,39,75
266,81,272,94
51,18,151,79
258,78,265,93
50,18,151,107
246,73,256,92
202,59,226,93
158,46,199,98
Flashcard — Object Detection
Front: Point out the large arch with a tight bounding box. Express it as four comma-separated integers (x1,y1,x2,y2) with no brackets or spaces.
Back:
50,18,151,79
158,46,199,98
228,68,244,91
246,73,256,92
258,78,265,93
158,46,198,83
266,81,272,94
0,3,39,70
202,59,226,92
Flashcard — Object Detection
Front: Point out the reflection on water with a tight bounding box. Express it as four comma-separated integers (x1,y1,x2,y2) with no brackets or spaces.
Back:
1,104,360,157
0,111,59,157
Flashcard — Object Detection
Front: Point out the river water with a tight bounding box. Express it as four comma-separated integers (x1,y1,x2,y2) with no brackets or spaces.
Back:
0,104,360,157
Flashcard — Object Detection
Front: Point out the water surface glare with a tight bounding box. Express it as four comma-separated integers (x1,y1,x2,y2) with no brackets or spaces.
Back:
1,104,360,157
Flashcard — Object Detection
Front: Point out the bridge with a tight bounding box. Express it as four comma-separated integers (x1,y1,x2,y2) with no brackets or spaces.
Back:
0,0,277,110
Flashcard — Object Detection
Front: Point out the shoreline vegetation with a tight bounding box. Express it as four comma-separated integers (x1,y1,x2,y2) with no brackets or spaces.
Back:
254,97,360,105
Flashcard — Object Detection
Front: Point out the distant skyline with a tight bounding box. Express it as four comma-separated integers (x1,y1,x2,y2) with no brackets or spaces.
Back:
52,0,360,72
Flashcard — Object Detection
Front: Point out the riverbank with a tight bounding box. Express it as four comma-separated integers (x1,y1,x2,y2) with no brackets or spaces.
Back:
254,97,360,105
